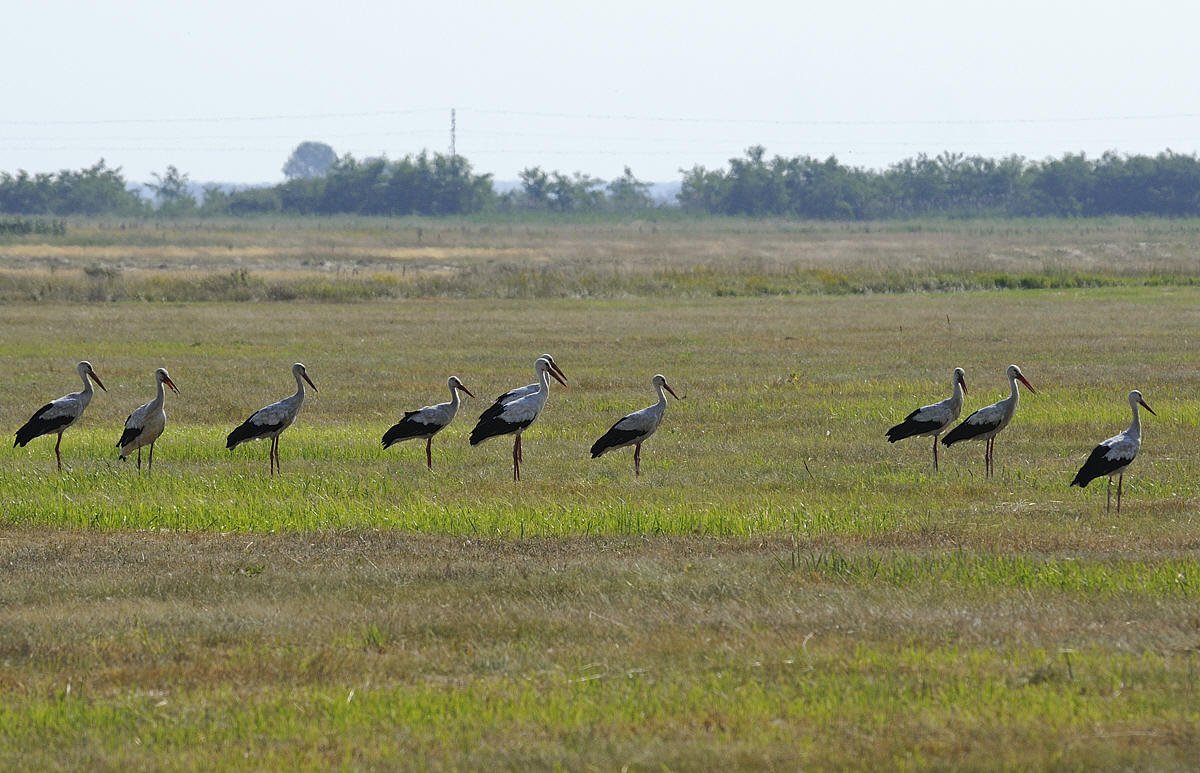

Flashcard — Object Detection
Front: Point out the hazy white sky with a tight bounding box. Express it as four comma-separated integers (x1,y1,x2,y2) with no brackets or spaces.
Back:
3,0,1199,183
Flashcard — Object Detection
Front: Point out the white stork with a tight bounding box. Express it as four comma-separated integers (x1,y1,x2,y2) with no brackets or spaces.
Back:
1071,390,1156,512
469,357,568,481
590,374,680,476
117,367,180,471
885,367,967,470
226,362,317,475
941,364,1036,478
382,376,475,469
13,360,106,472
478,354,566,413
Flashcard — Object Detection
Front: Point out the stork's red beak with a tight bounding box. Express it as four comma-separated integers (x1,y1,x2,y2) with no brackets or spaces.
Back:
1017,374,1035,394
664,382,680,400
548,360,568,384
549,369,567,388
89,370,107,392
458,383,476,399
1139,398,1157,416
958,374,967,395
164,376,180,395
303,373,318,392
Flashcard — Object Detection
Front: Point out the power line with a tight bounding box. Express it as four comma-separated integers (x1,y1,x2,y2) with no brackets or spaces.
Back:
460,107,1200,127
3,106,1200,128
0,107,446,127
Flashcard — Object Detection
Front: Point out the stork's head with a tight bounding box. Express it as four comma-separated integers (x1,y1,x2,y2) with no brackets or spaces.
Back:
536,357,568,387
1129,389,1156,416
78,360,106,392
953,367,967,395
293,362,318,392
449,376,475,398
652,374,680,399
156,367,180,395
1007,364,1035,394
538,354,567,384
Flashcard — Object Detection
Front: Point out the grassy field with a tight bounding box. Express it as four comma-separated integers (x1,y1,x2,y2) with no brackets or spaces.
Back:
2,217,1200,767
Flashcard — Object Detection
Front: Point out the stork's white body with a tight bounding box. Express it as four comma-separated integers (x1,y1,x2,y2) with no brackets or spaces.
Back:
14,361,106,471
226,363,317,475
382,376,474,469
479,354,565,415
942,365,1035,477
118,368,179,471
470,357,567,480
885,368,966,470
1071,390,1155,512
590,375,679,476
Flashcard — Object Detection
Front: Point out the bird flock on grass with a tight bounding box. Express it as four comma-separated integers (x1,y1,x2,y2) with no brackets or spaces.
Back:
12,358,1156,511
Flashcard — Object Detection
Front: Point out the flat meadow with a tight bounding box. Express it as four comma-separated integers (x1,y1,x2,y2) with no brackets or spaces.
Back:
1,216,1199,768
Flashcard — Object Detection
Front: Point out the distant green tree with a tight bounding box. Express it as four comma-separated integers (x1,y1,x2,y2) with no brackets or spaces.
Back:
518,167,552,209
283,141,338,180
677,164,727,212
199,185,230,215
149,165,196,215
0,161,145,215
547,172,604,212
56,160,144,215
605,167,654,211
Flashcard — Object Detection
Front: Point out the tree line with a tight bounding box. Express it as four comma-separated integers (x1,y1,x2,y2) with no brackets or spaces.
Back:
4,145,1200,219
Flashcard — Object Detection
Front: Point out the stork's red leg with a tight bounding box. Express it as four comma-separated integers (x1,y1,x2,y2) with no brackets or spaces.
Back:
54,433,63,473
1106,477,1112,512
148,442,154,473
933,435,939,471
137,446,143,472
1117,474,1123,513
426,437,433,470
634,442,642,476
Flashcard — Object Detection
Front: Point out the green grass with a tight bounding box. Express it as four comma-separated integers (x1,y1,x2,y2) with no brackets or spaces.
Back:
3,218,1200,767
3,289,1199,539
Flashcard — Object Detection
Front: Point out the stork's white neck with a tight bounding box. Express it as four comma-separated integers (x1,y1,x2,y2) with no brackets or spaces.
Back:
949,376,964,410
449,383,461,411
1128,398,1142,439
1007,373,1021,405
150,376,167,410
293,369,307,399
654,381,669,409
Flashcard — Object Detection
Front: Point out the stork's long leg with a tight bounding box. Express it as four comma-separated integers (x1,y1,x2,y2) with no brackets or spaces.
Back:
932,434,939,471
1117,474,1124,514
1106,477,1113,512
137,446,143,472
148,441,155,473
512,434,521,481
426,437,433,470
634,442,642,477
54,433,63,473
270,435,278,476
